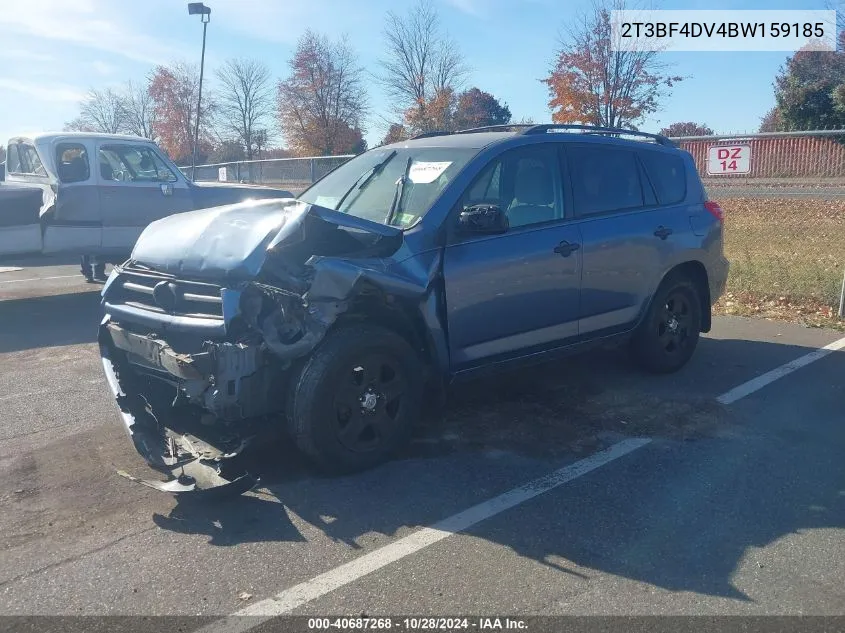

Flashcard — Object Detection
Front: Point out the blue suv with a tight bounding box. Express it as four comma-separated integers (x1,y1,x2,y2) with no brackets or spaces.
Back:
98,124,729,494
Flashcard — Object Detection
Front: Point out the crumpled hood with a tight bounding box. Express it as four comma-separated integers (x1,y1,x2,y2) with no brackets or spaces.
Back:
129,198,402,282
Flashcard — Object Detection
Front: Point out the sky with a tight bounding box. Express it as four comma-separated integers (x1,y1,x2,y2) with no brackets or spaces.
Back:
0,0,834,152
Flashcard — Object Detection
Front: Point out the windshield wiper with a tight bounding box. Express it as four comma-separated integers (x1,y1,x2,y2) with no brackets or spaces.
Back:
333,150,397,212
385,156,413,226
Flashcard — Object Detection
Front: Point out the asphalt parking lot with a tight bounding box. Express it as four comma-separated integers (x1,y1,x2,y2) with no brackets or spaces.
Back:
1,256,844,625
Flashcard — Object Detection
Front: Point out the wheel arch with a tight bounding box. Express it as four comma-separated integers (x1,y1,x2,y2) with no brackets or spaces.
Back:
654,260,712,333
332,282,443,374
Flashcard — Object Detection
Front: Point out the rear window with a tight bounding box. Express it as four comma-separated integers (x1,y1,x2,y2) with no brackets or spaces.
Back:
640,150,686,205
7,142,47,177
568,146,644,216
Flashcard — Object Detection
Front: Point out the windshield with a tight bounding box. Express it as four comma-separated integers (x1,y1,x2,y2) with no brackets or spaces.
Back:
299,147,477,227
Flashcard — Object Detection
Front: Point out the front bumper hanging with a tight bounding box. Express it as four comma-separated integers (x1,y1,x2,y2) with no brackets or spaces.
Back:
98,317,259,497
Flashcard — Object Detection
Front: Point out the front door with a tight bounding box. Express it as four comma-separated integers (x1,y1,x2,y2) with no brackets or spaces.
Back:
443,143,582,370
96,142,192,253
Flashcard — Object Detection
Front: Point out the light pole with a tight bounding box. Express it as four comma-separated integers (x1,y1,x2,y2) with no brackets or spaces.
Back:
188,2,211,181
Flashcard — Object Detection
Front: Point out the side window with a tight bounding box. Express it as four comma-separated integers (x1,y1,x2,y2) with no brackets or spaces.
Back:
6,144,20,173
465,161,501,203
568,146,644,217
98,144,177,183
8,143,47,177
56,143,90,184
459,144,562,230
639,150,686,205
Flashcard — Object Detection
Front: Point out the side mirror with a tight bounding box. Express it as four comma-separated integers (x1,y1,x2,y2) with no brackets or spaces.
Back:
0,162,5,182
458,204,508,235
160,183,173,197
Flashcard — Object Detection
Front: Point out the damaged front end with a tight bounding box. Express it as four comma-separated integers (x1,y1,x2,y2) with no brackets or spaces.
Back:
99,198,408,496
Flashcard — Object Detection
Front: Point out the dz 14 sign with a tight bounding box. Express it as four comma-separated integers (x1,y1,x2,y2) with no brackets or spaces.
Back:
707,145,751,175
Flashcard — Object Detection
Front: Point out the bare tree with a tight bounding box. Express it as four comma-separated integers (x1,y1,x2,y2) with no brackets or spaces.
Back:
277,31,368,156
824,0,843,40
122,80,156,139
216,59,275,160
544,0,682,129
379,0,468,132
65,88,126,134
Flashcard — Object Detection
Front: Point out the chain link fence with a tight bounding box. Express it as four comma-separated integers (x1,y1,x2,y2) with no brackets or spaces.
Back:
671,130,845,319
182,155,355,195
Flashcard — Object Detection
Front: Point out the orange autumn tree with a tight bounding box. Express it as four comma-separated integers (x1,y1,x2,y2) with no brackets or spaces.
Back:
148,62,214,163
543,2,682,129
277,31,368,157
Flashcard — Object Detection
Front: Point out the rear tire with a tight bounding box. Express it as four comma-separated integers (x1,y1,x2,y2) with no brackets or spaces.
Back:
286,324,423,474
631,275,702,374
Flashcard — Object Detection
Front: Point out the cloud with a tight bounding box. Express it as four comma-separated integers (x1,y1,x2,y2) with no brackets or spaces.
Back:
443,0,486,16
0,49,54,62
92,61,116,76
0,0,188,65
0,78,87,103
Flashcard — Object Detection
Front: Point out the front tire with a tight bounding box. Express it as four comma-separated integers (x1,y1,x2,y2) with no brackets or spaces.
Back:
286,324,423,474
631,275,702,374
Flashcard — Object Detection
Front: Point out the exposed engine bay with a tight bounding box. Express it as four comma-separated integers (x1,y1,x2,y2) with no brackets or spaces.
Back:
98,198,439,496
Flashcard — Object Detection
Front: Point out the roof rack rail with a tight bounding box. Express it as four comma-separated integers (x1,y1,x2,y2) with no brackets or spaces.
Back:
410,130,451,140
454,124,536,134
520,124,676,147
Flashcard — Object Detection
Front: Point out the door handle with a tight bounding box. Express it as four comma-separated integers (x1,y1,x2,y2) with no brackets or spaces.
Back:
654,226,673,240
554,241,580,257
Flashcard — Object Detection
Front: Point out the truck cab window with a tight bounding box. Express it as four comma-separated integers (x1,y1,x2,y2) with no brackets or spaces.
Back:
99,145,177,183
56,143,90,184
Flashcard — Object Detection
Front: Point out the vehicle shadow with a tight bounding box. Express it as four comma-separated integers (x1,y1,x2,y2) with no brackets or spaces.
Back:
150,334,845,603
0,254,123,269
0,254,82,269
0,289,102,353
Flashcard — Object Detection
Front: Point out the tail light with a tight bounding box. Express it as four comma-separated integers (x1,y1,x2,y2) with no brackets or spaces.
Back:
704,201,723,222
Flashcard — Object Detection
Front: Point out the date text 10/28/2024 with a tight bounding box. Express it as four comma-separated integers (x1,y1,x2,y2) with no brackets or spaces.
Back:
307,617,528,630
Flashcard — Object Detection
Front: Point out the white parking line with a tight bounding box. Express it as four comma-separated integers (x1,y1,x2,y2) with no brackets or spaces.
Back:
0,267,24,273
198,438,651,633
717,334,845,405
0,274,80,284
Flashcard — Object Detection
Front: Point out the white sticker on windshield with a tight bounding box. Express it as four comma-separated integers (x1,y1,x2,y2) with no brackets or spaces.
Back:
313,196,340,208
408,161,452,184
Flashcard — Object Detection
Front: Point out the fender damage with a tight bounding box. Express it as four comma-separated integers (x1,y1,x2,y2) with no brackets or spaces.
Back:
98,198,443,496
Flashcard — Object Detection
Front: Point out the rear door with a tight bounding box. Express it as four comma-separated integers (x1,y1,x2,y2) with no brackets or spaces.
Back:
565,142,677,336
443,142,583,370
0,141,47,256
96,142,192,252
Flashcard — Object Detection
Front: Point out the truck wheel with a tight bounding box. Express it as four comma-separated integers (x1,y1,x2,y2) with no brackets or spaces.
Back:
286,324,423,474
631,275,702,374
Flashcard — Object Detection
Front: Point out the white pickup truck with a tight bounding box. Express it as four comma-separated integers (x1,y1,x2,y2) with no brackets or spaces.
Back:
0,132,292,280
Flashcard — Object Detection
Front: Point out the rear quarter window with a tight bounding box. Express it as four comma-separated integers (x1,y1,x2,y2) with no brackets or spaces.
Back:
7,143,47,177
640,150,686,205
568,145,644,216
